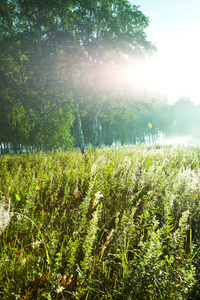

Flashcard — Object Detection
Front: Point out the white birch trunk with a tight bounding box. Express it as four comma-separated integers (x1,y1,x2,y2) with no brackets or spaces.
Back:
92,103,99,148
76,101,85,153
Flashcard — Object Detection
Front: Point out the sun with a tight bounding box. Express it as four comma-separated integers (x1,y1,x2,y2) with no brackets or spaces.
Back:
122,26,200,104
122,59,163,95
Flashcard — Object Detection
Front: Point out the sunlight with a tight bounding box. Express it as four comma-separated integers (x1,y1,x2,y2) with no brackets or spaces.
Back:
123,26,200,103
161,136,192,146
123,58,165,93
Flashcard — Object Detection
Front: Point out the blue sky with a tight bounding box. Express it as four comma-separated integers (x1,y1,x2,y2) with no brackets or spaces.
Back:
129,0,200,104
136,0,200,42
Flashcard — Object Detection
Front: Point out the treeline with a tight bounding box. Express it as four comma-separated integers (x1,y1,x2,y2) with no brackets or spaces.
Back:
113,96,200,146
75,96,200,147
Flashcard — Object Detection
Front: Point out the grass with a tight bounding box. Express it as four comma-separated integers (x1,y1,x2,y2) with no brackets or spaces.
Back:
0,145,200,299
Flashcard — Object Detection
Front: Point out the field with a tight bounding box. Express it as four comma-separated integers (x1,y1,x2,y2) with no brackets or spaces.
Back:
1,145,200,299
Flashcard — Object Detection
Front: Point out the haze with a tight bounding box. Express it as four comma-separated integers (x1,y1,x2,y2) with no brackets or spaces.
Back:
130,0,200,104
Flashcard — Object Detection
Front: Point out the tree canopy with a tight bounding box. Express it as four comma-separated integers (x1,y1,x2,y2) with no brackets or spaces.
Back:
0,0,157,152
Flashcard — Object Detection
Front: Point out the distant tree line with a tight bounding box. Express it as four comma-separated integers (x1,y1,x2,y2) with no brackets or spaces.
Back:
2,1,198,153
117,96,200,146
74,96,200,147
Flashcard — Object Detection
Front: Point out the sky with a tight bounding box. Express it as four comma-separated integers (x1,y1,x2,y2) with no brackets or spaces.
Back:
129,0,200,105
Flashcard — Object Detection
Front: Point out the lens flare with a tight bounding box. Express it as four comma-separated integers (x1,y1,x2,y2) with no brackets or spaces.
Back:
15,194,21,201
147,123,152,129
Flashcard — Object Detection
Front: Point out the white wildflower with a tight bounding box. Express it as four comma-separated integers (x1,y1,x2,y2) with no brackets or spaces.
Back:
124,156,131,167
20,258,26,265
91,163,97,174
56,286,65,293
32,240,40,250
92,191,103,208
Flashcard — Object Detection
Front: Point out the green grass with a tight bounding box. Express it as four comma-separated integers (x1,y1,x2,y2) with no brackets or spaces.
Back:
1,145,200,299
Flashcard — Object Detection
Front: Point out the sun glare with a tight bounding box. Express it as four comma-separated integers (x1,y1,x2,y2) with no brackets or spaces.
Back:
123,59,164,93
122,26,200,104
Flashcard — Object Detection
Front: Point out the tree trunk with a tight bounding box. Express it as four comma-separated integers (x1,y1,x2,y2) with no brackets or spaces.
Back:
108,123,113,146
76,101,85,153
19,55,34,148
42,99,48,150
92,103,99,148
97,118,101,147
132,122,136,144
12,134,18,153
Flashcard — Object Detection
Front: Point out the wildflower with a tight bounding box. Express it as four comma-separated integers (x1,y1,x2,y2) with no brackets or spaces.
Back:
57,273,73,292
15,194,21,201
56,286,65,293
92,191,103,208
36,185,41,190
196,259,199,263
124,156,131,167
32,240,40,250
73,231,78,237
20,258,26,265
91,163,97,174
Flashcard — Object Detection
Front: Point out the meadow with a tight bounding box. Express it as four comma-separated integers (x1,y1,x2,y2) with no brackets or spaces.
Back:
1,145,200,299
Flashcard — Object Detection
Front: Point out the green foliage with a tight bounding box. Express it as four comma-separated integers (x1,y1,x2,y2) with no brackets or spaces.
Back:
1,146,200,299
0,0,156,151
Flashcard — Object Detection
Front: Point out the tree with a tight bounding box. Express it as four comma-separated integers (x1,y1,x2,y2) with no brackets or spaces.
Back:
0,0,76,151
74,0,155,148
0,0,155,152
173,97,195,137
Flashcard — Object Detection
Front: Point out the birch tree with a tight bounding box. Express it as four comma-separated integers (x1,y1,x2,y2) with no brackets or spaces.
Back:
0,0,155,151
74,0,155,147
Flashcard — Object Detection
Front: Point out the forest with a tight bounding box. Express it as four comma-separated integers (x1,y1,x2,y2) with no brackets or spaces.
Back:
1,0,200,153
0,0,164,153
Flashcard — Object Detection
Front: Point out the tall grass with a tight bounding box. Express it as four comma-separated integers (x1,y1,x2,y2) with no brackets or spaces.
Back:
0,146,200,299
